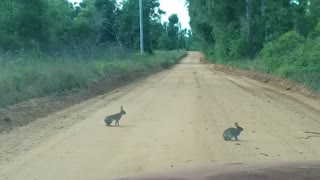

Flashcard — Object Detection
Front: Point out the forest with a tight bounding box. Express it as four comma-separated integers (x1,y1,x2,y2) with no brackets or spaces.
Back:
0,0,189,107
187,0,320,91
0,0,191,54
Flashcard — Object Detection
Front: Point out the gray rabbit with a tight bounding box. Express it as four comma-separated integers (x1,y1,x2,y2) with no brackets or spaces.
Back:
223,122,244,141
104,106,126,126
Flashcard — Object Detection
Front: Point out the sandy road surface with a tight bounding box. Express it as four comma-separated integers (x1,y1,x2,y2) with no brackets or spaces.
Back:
1,52,320,180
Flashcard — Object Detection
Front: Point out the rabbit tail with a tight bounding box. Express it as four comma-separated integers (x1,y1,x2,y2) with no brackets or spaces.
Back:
105,117,113,126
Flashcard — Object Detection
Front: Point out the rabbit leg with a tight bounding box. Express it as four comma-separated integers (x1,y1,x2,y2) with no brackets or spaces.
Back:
235,136,239,141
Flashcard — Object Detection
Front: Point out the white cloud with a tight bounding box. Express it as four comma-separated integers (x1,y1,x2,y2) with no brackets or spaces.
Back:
68,0,190,29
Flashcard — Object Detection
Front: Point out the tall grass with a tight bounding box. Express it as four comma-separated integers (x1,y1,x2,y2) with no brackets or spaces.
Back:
0,50,186,108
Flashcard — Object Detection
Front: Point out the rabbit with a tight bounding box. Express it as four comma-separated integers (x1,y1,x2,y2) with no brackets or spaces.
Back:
223,122,244,141
104,106,126,126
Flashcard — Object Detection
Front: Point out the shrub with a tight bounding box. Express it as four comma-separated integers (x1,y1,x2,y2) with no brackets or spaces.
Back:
261,31,305,73
206,30,320,92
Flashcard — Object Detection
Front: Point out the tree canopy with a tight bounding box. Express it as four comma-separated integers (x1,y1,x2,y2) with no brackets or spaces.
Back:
0,0,189,55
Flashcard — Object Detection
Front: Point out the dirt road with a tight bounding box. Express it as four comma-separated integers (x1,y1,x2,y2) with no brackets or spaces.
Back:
1,52,320,180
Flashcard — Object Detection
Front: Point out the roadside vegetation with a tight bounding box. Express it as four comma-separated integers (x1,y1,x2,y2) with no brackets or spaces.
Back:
0,50,186,108
186,0,320,92
0,0,189,108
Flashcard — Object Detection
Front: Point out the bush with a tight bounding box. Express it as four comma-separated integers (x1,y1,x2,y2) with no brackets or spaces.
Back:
0,33,23,51
261,31,305,73
260,30,320,91
207,30,320,92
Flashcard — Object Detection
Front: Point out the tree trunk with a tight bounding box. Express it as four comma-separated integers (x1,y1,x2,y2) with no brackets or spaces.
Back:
4,0,14,33
246,0,253,59
261,0,266,41
261,0,265,17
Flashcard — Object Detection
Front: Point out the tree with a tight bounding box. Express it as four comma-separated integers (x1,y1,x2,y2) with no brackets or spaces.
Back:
15,0,48,48
0,0,21,51
118,0,164,53
167,14,179,50
150,20,165,50
157,14,188,51
94,0,119,44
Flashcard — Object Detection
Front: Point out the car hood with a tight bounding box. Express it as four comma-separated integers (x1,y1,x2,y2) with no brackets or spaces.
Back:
116,161,320,180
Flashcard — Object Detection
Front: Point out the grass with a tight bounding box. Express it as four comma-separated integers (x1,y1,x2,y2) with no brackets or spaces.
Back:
0,50,186,108
206,56,320,93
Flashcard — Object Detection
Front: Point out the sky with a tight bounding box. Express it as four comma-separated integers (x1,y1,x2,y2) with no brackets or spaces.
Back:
68,0,190,29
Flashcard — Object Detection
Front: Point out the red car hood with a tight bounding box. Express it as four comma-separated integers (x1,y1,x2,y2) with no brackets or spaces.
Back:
116,161,320,180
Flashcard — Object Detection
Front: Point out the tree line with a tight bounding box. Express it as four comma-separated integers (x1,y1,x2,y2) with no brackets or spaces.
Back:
187,0,320,59
0,0,190,56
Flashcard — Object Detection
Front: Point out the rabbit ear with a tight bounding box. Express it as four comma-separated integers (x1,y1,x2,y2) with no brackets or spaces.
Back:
235,122,239,127
121,106,123,110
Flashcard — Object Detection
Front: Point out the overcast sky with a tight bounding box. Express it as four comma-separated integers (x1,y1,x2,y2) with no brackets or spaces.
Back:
68,0,190,29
